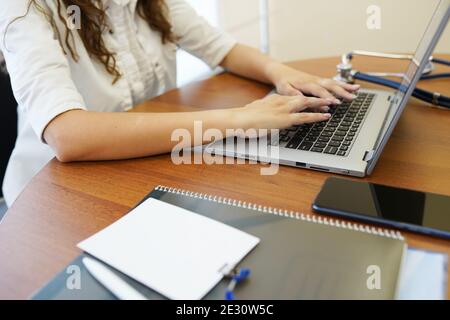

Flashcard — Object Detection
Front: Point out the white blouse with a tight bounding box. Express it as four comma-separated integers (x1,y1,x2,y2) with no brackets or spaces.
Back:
0,0,236,206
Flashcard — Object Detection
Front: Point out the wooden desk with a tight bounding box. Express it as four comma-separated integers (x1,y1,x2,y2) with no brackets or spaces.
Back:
0,56,449,299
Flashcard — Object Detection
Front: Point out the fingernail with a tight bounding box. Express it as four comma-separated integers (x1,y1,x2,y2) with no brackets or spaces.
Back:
323,106,330,112
351,94,357,99
326,98,340,105
323,113,331,118
352,84,361,88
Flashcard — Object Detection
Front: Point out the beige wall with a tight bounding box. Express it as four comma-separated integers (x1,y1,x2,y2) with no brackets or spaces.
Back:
219,0,450,62
218,0,262,49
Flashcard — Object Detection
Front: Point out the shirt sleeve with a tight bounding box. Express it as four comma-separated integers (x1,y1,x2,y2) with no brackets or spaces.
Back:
0,0,87,143
166,0,237,69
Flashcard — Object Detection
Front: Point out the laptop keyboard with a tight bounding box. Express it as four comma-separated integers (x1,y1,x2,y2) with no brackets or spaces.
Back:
275,92,375,156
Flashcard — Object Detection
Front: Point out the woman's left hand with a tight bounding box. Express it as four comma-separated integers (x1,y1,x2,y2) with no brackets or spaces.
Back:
267,63,360,103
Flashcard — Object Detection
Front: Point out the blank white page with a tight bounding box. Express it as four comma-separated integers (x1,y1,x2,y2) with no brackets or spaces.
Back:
78,198,260,300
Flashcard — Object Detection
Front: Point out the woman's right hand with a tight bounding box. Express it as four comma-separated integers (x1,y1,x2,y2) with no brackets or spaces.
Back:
234,94,332,133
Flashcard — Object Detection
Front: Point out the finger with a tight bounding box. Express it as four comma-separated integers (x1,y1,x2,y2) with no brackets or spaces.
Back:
329,85,357,101
296,83,340,104
336,82,360,92
316,105,331,113
320,78,360,92
290,112,331,125
277,83,303,96
303,97,333,109
305,105,331,113
287,96,331,113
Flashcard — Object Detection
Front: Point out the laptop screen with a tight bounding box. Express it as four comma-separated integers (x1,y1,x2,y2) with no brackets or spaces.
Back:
394,0,450,106
368,0,450,174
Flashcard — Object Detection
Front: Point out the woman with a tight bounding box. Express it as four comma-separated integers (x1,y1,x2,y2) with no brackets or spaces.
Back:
0,0,359,207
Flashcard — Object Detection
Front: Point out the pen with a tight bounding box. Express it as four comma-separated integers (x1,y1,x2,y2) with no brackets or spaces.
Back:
82,257,147,300
224,268,251,300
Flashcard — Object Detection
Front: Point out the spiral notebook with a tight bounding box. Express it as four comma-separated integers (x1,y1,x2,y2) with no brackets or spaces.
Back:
32,185,407,300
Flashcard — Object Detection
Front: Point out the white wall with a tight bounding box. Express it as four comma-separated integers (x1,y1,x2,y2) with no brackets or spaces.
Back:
177,0,262,86
217,0,450,61
177,0,450,85
265,0,450,61
217,0,262,49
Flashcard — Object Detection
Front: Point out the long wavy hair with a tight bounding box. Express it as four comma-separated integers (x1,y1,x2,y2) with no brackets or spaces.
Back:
6,0,175,83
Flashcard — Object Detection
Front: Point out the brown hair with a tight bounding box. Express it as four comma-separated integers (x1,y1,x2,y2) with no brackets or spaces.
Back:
7,0,175,83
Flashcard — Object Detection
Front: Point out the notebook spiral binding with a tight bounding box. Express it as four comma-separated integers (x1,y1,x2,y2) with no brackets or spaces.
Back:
155,185,405,241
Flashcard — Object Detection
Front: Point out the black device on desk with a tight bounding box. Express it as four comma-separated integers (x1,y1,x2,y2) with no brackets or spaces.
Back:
313,177,450,239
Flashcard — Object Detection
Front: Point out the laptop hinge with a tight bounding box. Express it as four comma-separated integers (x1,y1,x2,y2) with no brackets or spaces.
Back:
363,149,375,162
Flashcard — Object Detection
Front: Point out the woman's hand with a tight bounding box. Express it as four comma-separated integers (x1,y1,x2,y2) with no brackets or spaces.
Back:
234,94,332,135
266,62,360,102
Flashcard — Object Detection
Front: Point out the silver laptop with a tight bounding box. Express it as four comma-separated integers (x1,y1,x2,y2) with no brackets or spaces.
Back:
206,0,450,177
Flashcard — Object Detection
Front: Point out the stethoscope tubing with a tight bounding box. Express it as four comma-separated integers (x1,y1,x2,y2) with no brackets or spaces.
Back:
353,72,450,109
353,57,450,109
431,57,450,67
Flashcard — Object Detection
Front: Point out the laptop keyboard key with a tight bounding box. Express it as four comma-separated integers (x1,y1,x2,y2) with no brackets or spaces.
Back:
286,139,302,149
299,142,313,151
324,146,338,155
314,141,327,147
342,141,351,146
331,136,344,142
318,136,331,143
328,141,341,147
304,136,317,142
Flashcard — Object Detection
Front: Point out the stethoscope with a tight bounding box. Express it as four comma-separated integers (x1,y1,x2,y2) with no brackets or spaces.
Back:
334,50,450,109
